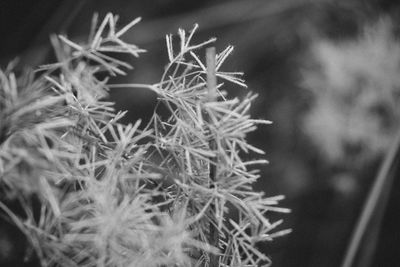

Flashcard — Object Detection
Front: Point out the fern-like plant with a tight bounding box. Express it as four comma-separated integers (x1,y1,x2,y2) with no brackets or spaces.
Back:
0,13,289,267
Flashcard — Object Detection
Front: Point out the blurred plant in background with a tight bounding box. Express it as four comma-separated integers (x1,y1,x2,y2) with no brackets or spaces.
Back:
301,16,400,267
302,18,400,167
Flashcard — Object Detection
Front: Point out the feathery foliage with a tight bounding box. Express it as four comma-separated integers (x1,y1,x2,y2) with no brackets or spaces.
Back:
302,18,400,166
0,13,289,267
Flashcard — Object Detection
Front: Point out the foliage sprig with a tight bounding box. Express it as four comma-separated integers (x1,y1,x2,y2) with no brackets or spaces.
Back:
0,13,289,267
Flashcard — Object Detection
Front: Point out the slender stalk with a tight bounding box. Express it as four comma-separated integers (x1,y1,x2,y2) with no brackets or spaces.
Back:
206,47,219,267
341,129,400,267
206,47,217,102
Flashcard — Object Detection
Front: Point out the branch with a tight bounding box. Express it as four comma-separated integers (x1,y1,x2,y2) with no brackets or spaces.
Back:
206,47,219,267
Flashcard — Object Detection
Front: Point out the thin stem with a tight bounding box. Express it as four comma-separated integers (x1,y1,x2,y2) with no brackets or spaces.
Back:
206,47,217,102
206,47,219,267
341,129,400,267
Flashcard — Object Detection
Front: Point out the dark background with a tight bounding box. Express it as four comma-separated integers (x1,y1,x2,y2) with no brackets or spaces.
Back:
0,0,399,266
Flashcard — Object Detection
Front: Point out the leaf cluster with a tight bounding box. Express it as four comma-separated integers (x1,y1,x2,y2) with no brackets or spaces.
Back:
0,13,288,267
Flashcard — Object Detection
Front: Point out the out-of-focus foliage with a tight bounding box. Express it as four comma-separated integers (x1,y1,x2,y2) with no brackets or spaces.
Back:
302,18,400,166
0,13,288,267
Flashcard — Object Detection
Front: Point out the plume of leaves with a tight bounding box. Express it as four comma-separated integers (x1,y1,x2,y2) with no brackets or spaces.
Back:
301,18,400,166
0,13,289,267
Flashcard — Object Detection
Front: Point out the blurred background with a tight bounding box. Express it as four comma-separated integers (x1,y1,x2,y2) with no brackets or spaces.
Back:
1,0,400,266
